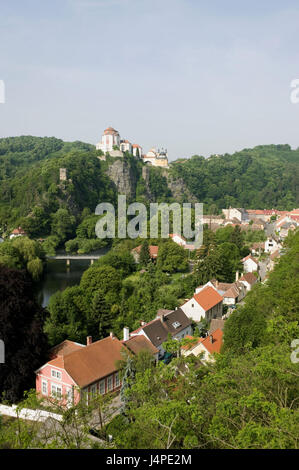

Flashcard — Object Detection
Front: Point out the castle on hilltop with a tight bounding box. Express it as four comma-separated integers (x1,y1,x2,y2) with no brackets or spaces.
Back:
96,127,142,157
96,127,168,167
143,147,169,168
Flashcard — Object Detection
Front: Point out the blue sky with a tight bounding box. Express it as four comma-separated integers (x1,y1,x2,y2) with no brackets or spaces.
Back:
1,0,299,160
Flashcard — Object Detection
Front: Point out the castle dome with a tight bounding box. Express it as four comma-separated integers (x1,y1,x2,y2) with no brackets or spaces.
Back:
104,127,119,135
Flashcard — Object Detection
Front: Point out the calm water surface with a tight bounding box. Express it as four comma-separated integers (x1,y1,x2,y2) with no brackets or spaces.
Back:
37,249,109,307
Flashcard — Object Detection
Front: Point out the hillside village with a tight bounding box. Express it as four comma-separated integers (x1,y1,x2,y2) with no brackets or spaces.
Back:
33,208,298,408
4,202,297,410
0,136,298,449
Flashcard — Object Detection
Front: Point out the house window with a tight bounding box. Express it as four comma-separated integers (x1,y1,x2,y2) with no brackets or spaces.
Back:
42,380,48,396
115,372,120,388
191,303,194,308
91,384,97,397
99,380,105,395
107,376,113,392
66,387,72,406
51,383,62,399
51,369,61,380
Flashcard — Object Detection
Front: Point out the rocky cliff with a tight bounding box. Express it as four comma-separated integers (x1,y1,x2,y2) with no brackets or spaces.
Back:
106,158,138,200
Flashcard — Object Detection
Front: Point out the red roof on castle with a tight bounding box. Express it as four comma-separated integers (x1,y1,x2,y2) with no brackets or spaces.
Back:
104,127,119,135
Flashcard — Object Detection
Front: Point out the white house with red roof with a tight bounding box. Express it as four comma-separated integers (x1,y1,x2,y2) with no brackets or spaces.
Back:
241,254,258,273
181,329,223,363
169,233,187,247
239,272,258,292
180,286,223,323
131,244,159,263
9,226,27,239
264,237,280,254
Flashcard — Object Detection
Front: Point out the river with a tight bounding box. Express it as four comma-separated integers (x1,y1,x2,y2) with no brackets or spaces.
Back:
37,249,110,308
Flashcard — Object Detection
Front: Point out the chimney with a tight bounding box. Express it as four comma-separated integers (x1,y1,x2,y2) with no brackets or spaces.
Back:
141,321,146,327
235,270,239,282
110,331,115,339
86,336,92,346
160,314,165,323
123,327,130,342
215,280,219,289
209,335,213,344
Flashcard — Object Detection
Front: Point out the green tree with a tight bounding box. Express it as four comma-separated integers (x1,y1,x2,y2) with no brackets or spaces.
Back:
139,240,150,266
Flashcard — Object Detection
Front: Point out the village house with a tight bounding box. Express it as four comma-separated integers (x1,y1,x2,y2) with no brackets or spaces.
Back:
131,245,159,263
208,318,225,335
268,249,280,271
122,327,159,362
279,222,298,239
264,237,280,254
180,286,223,323
247,209,284,222
169,233,196,251
251,242,265,255
129,309,192,359
212,280,246,306
196,275,246,307
239,272,258,292
35,335,126,406
169,233,187,247
241,254,259,273
222,207,248,223
202,215,224,226
9,226,27,239
181,329,223,363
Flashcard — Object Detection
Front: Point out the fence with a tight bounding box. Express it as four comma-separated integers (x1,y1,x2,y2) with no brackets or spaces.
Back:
0,404,63,422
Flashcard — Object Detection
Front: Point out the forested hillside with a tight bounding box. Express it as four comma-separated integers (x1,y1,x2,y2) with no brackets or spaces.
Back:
170,144,299,212
0,137,298,251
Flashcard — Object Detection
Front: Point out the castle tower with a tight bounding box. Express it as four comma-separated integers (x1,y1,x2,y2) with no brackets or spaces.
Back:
96,127,120,153
60,168,67,181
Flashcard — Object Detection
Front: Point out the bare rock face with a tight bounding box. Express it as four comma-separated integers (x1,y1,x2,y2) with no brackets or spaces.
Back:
164,172,198,204
106,159,137,199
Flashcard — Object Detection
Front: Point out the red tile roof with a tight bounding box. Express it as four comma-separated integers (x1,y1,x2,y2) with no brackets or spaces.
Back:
132,245,159,258
49,340,85,359
194,286,223,311
44,336,127,388
123,335,159,355
11,227,27,235
181,329,223,355
242,254,258,264
201,329,223,354
239,272,258,285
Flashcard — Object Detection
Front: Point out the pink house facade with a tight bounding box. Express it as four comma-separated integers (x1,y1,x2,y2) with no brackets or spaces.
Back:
35,335,125,406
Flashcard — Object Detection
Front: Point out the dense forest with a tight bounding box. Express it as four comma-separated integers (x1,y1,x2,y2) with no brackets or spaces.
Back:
170,144,299,211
